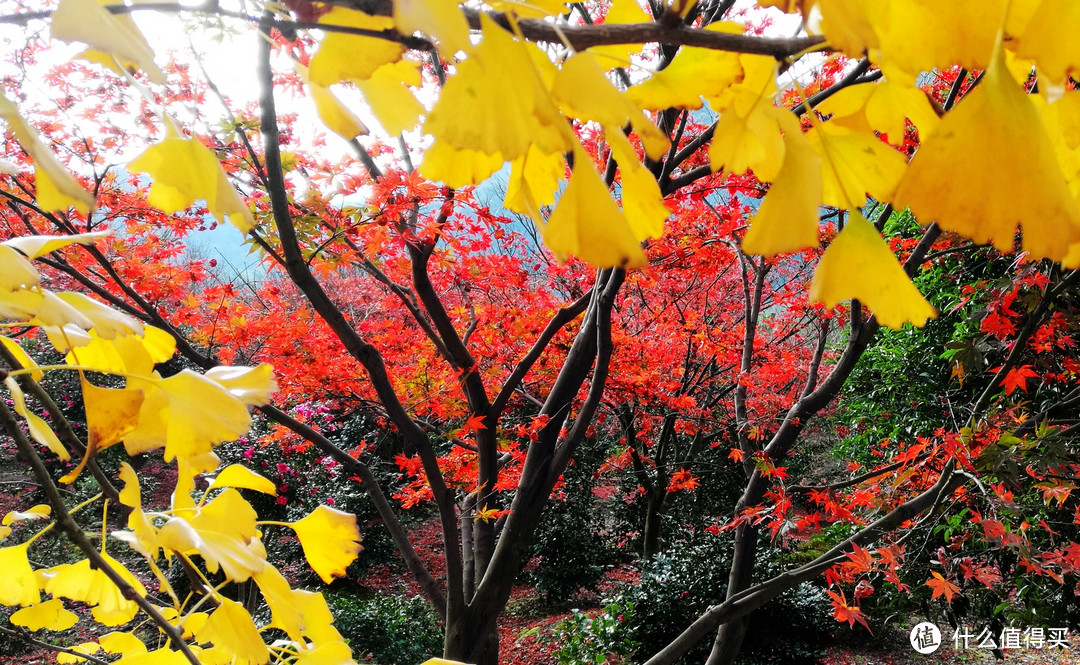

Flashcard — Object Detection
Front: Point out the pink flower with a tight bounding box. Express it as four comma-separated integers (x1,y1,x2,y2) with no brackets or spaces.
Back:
326,497,335,506
276,495,288,506
242,447,254,460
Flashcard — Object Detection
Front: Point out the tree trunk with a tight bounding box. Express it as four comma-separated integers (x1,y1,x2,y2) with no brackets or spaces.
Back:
642,492,664,558
705,522,758,665
443,604,500,665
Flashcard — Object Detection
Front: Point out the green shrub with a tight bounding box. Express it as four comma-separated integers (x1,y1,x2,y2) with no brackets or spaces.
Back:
606,531,832,665
328,592,443,665
545,601,639,665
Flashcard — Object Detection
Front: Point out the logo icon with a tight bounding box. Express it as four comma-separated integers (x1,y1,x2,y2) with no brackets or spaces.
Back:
910,622,942,654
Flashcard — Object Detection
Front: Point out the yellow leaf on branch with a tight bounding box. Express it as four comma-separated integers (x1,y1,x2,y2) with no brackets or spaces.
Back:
288,505,363,584
627,23,744,111
394,0,471,58
354,60,426,136
553,52,668,160
208,464,277,495
98,631,148,656
50,0,164,83
128,123,255,233
44,553,146,625
504,145,565,222
606,129,671,241
197,597,270,665
0,95,95,213
2,504,50,525
1017,0,1080,85
157,488,265,582
894,45,1080,261
309,8,404,86
742,117,823,257
123,369,254,462
808,212,936,329
543,148,648,268
0,543,40,606
296,63,367,142
10,598,78,631
5,377,69,461
811,123,907,209
423,15,572,178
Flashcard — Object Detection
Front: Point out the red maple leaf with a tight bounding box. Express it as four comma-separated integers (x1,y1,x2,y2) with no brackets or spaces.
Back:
926,571,960,602
826,589,871,631
1000,365,1039,396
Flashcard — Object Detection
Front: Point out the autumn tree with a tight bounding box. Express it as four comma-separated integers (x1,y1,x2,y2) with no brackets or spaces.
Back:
2,2,1080,665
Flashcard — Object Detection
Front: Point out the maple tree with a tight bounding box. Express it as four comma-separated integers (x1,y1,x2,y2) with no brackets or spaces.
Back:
1,1,1080,665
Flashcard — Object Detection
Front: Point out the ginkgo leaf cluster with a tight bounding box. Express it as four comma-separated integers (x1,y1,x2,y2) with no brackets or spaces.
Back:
0,232,365,663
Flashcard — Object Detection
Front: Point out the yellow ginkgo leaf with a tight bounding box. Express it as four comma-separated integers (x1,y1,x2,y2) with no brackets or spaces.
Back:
289,589,344,646
2,504,51,526
158,488,264,581
3,230,110,260
394,0,471,58
818,79,940,144
253,565,304,642
552,52,669,159
424,15,571,165
294,640,355,665
83,378,144,452
107,647,190,665
606,129,670,241
66,325,176,375
118,462,140,508
504,145,565,221
203,363,276,407
44,553,146,625
113,506,160,560
191,646,232,665
422,140,507,189
874,0,1005,78
626,23,744,111
10,598,78,631
57,642,101,664
5,377,69,461
309,8,404,86
812,123,908,209
123,369,252,462
178,610,209,639
708,89,787,182
0,525,10,540
50,0,164,83
0,543,41,606
296,63,367,141
0,95,95,213
288,505,363,584
99,631,148,656
77,48,138,78
894,45,1080,261
543,149,648,268
817,0,878,57
742,122,823,257
197,598,269,665
208,465,277,495
1017,0,1080,84
1,334,42,382
808,212,936,329
0,245,40,292
354,60,425,136
54,292,142,339
421,660,473,665
128,128,255,233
